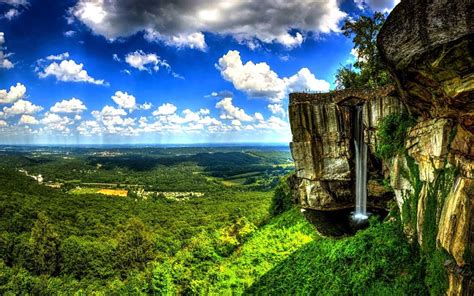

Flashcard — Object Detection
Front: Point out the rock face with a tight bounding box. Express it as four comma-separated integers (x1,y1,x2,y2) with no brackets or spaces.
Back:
289,85,402,210
289,0,473,294
377,0,473,294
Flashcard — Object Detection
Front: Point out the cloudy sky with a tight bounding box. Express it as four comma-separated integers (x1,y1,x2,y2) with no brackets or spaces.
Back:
0,0,399,145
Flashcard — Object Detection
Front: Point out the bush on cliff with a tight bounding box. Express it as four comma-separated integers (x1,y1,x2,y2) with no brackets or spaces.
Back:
375,113,416,160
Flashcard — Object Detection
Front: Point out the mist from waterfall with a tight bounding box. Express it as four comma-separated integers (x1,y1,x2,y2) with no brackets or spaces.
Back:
353,105,368,220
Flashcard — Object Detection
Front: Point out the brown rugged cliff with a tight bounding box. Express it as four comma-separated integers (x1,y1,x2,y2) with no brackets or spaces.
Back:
378,0,473,294
289,0,473,294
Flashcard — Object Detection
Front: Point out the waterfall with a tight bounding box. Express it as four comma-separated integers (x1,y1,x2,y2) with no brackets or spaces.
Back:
353,105,368,220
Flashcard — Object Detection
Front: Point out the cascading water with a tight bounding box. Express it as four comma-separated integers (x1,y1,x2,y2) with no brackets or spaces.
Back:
353,105,368,221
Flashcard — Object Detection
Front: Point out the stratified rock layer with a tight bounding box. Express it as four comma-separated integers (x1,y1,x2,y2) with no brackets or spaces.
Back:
378,0,473,294
289,85,401,210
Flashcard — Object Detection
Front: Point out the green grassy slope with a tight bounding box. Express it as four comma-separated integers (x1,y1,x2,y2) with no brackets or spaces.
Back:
207,208,427,296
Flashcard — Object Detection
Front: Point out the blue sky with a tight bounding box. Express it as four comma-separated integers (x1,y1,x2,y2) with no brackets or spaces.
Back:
0,0,398,145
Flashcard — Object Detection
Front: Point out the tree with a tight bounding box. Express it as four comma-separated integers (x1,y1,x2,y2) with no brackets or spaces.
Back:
29,212,60,275
336,12,391,89
115,217,155,271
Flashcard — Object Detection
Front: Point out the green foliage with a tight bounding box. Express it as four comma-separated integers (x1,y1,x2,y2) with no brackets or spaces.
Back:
60,236,117,279
375,113,416,160
336,12,392,89
115,218,156,271
247,213,426,295
425,250,450,296
29,212,60,275
149,261,176,295
270,175,293,215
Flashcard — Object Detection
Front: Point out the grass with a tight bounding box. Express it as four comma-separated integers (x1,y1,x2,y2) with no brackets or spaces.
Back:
204,208,426,295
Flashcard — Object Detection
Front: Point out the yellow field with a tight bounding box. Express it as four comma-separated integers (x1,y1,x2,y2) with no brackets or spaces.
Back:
97,189,128,197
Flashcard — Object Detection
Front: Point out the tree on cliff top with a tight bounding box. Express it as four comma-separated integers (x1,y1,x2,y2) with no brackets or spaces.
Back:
336,12,391,89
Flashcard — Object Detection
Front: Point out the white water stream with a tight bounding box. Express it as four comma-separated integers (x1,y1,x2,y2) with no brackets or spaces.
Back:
353,105,368,220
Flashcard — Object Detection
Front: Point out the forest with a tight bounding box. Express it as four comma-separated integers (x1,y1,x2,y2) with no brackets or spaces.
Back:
0,145,428,295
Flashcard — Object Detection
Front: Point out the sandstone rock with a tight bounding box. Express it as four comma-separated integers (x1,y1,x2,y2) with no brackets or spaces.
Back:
406,118,454,182
377,0,473,119
289,86,401,210
378,1,474,293
438,177,473,266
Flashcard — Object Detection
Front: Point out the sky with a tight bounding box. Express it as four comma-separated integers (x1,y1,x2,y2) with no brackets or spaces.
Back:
0,0,399,145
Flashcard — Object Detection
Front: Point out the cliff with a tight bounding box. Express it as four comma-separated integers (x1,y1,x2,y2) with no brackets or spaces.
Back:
289,85,403,210
378,0,473,294
289,0,473,294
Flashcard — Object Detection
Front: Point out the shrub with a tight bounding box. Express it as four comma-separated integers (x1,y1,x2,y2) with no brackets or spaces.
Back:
271,175,293,216
375,113,416,160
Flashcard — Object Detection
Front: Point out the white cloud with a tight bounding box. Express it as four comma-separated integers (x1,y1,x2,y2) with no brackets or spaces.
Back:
254,112,264,121
215,97,254,122
144,31,207,51
0,82,26,104
111,91,136,110
92,105,127,118
0,1,29,20
153,103,177,116
64,30,76,37
217,50,329,102
37,55,106,85
140,102,153,110
0,119,7,127
0,0,29,6
112,53,120,62
268,104,286,117
41,112,74,132
18,114,38,125
354,0,400,12
77,120,102,135
71,0,346,50
3,8,20,20
2,99,43,117
0,32,14,69
124,50,169,72
50,98,87,113
45,52,70,61
284,68,330,93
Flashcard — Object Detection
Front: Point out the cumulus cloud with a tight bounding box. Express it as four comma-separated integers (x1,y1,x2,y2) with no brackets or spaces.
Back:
40,112,75,132
268,104,286,117
125,50,169,72
122,50,182,78
71,0,346,50
0,32,14,69
50,98,87,113
77,120,102,135
354,0,400,12
111,91,136,110
0,82,26,104
18,114,38,125
38,60,106,85
153,103,178,116
140,102,153,110
3,8,20,20
2,99,43,117
37,53,106,85
0,119,7,127
217,50,330,102
45,52,70,61
215,97,254,122
0,0,29,20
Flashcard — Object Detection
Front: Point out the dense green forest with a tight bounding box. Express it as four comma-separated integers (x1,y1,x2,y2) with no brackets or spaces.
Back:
0,146,428,294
